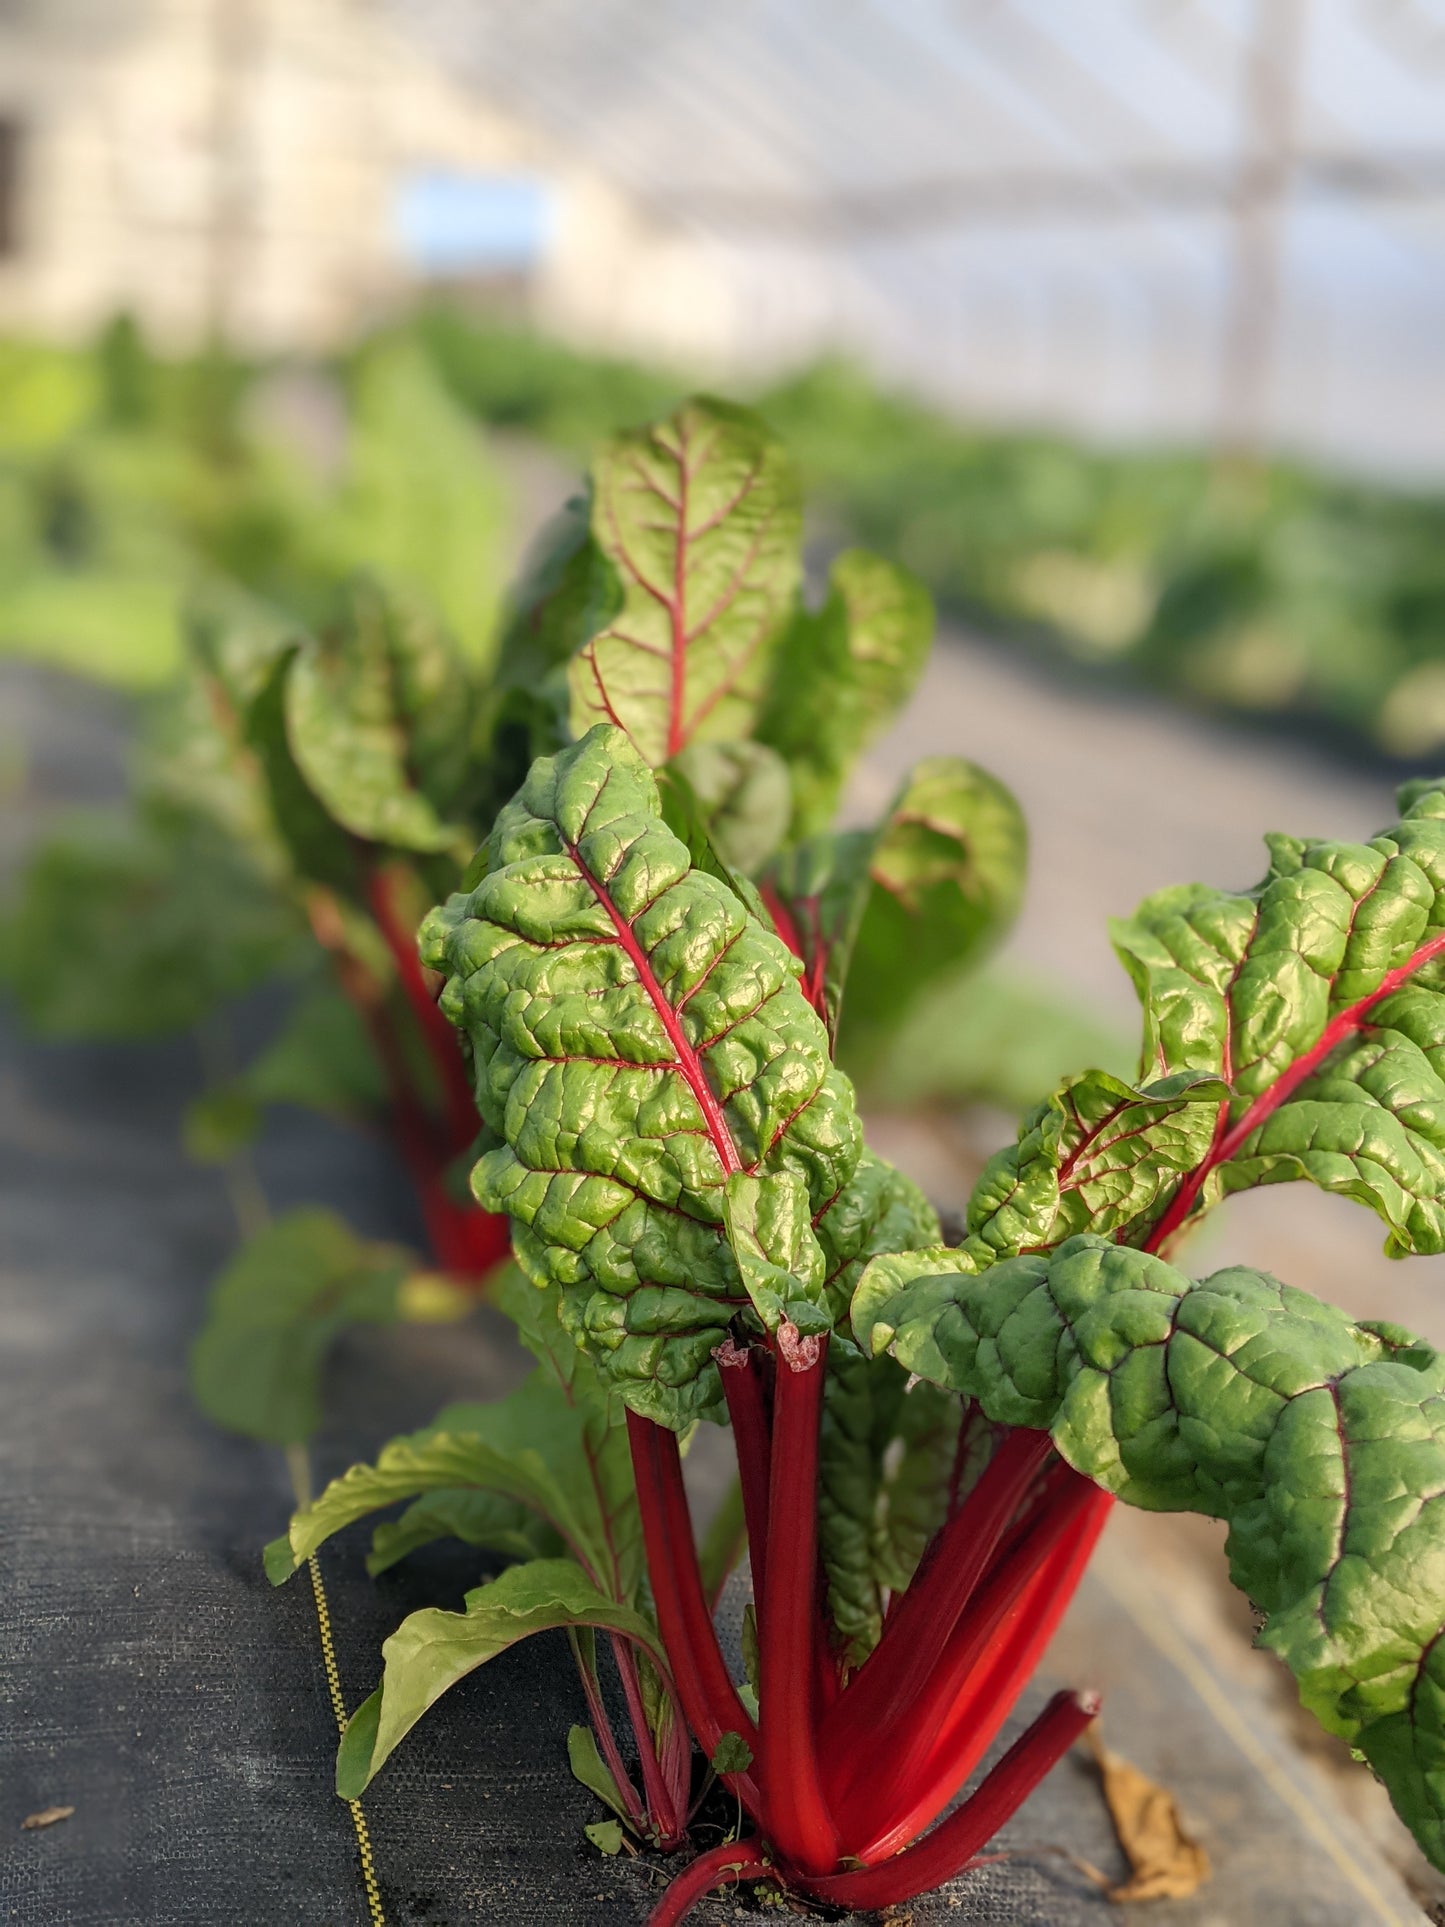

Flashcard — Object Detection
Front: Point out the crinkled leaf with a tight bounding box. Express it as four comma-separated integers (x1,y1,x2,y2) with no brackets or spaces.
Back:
813,1147,940,1322
568,399,802,764
668,740,792,876
265,1371,638,1595
964,1069,1229,1268
856,1231,1445,1872
970,780,1445,1262
837,757,1026,1077
334,1558,668,1798
710,1731,754,1775
0,800,303,1038
191,1208,412,1446
283,578,473,855
420,724,861,1427
367,1490,559,1576
759,548,932,839
723,1170,830,1335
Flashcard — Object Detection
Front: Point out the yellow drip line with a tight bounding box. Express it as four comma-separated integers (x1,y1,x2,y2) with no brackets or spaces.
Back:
283,1435,386,1927
219,1121,387,1924
305,1549,387,1927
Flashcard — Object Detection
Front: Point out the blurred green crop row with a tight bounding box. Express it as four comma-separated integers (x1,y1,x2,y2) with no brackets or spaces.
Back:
0,316,509,691
6,309,1445,760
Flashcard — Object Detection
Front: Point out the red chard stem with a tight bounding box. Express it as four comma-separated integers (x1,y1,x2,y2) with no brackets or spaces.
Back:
646,1838,770,1927
802,1690,1100,1911
716,1336,773,1606
824,1427,1053,1756
626,1411,760,1810
756,1324,838,1877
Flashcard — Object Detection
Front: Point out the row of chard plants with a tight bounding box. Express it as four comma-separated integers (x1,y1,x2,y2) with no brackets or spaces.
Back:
14,392,1445,1920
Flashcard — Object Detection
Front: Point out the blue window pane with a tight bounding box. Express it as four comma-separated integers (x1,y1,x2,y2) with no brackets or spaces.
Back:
394,172,555,275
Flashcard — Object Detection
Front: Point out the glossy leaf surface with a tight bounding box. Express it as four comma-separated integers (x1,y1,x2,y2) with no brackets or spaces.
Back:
420,724,861,1425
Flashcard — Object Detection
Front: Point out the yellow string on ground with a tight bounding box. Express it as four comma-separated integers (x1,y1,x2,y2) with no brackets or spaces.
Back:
306,1550,387,1927
216,1079,387,1927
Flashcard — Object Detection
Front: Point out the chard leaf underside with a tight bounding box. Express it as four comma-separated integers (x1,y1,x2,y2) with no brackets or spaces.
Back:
856,1232,1445,1871
265,1371,638,1598
758,547,933,840
568,399,802,765
817,1350,960,1665
335,1558,668,1800
667,739,792,877
766,757,1025,1058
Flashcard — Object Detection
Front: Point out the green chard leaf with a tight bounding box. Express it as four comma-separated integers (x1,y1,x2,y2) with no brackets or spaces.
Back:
667,740,792,876
0,798,304,1038
238,980,388,1123
330,338,508,661
817,1350,960,1665
758,548,933,840
855,1232,1445,1873
243,644,359,891
419,723,864,1425
191,1209,413,1446
838,757,1026,1075
465,493,614,827
966,780,1445,1263
568,399,802,765
335,1558,668,1798
964,1068,1229,1267
494,490,621,696
265,1371,638,1597
569,1724,636,1825
762,758,1025,1057
282,577,475,856
366,1489,558,1577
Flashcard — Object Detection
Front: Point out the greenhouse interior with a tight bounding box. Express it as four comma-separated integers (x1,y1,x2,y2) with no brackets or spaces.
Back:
5,4,1445,1924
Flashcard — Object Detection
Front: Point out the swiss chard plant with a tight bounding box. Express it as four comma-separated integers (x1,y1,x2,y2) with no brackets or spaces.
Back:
262,396,1046,1861
8,390,1059,1455
276,709,1445,1920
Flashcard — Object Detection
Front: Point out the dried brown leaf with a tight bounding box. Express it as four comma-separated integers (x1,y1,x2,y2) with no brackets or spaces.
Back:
21,1806,74,1831
1086,1730,1210,1903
